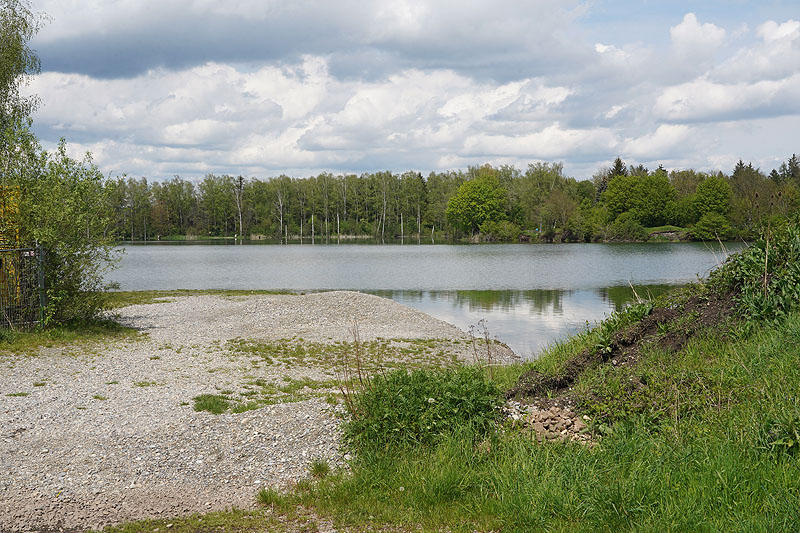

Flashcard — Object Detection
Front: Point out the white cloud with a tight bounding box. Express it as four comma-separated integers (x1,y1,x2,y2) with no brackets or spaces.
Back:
714,19,800,83
758,19,800,42
622,125,692,159
670,13,726,53
605,105,624,119
654,74,800,122
22,4,800,180
463,123,618,159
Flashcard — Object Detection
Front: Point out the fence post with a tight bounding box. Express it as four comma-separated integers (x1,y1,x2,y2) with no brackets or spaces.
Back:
36,244,46,326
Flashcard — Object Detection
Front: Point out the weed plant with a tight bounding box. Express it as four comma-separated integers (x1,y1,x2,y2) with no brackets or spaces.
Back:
710,220,800,322
193,393,230,414
343,365,502,452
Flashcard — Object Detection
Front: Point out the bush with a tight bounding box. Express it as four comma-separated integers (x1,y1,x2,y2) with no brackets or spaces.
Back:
2,128,117,324
608,212,648,242
690,212,731,241
478,220,521,242
343,366,502,453
709,221,800,322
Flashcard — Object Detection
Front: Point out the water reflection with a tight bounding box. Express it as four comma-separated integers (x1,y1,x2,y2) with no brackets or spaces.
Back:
373,285,678,359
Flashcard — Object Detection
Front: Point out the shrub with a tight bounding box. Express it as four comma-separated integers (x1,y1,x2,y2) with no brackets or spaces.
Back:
343,366,502,453
710,221,800,322
478,220,521,242
608,212,648,242
3,128,118,325
690,212,731,241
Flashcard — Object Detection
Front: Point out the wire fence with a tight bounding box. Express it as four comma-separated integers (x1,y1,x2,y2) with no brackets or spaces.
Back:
0,246,44,329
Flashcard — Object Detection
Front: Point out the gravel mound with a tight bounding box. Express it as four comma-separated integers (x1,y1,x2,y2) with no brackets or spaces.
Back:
0,291,513,532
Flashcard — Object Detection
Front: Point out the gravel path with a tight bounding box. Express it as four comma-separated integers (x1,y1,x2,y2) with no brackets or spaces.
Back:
0,291,516,532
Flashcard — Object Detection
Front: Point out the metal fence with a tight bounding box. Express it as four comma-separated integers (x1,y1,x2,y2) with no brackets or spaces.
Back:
0,246,44,329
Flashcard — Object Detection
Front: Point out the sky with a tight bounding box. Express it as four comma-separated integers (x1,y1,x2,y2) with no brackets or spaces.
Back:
21,0,800,181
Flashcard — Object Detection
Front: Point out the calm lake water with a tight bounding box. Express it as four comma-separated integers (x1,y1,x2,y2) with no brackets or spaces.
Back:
107,242,741,358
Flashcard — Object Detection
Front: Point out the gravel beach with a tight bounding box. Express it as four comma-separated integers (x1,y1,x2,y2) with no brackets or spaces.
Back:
0,291,516,532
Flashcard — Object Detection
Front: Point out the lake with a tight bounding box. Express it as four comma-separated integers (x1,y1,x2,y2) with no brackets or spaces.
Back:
107,242,741,358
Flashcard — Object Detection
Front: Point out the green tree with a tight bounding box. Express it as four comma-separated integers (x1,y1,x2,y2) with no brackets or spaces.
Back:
729,162,773,235
603,172,676,227
609,211,648,242
446,175,507,235
610,157,628,178
0,0,43,132
693,174,732,220
634,172,677,227
161,176,196,234
603,174,639,221
3,132,117,323
1,3,118,323
198,174,235,236
691,212,732,241
426,170,463,234
778,154,800,186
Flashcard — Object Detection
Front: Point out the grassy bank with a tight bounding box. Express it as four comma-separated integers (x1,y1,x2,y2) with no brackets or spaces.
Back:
277,312,800,531
0,318,138,355
103,288,296,308
101,222,800,531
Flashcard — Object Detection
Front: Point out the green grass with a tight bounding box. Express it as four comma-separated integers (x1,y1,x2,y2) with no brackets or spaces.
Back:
192,377,341,414
281,312,800,531
103,289,296,309
96,507,314,532
309,459,331,479
0,318,139,355
133,380,157,388
193,393,231,414
5,391,29,397
226,336,460,371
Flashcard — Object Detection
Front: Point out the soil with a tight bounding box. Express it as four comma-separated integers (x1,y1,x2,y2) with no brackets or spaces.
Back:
504,288,738,441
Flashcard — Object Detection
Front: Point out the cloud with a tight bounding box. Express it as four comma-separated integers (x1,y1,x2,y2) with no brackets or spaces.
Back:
463,124,618,160
622,124,692,159
670,13,726,54
713,18,800,83
654,74,800,122
22,4,800,180
32,0,587,81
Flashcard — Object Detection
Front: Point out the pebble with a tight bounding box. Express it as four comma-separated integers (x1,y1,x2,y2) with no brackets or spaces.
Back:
503,400,592,444
0,292,496,532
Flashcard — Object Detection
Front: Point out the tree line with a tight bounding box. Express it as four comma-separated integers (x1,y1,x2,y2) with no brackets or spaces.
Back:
106,155,800,243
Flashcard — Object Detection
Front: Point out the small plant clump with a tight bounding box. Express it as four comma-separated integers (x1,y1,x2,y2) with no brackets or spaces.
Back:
343,366,502,452
309,459,331,479
193,394,230,414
